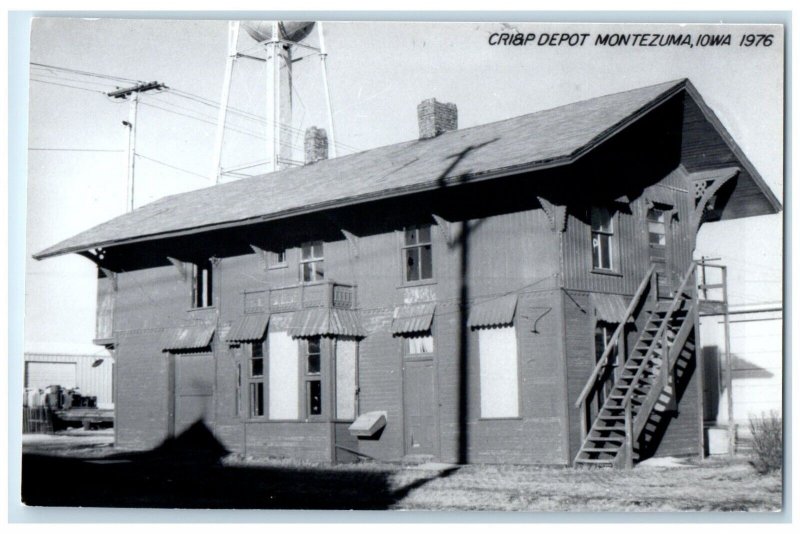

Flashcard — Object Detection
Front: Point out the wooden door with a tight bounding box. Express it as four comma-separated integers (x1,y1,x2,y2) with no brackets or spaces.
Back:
174,353,214,436
647,207,672,298
403,359,437,456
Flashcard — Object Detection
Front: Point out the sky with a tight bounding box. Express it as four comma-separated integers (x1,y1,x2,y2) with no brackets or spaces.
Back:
23,19,784,354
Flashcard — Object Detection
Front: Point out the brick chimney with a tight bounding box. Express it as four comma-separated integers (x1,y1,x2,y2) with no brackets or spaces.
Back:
304,126,329,165
417,98,458,139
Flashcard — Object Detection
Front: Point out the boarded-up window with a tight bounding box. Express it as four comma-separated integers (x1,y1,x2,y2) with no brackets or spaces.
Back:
478,326,519,418
335,340,357,420
268,331,299,419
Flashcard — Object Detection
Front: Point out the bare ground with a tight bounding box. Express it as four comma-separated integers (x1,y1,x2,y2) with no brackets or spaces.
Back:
21,430,781,511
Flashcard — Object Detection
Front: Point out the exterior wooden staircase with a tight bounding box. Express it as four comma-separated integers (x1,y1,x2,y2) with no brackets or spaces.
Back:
574,261,699,468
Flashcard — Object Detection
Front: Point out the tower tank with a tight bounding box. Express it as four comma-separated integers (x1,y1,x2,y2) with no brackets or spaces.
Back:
241,21,315,44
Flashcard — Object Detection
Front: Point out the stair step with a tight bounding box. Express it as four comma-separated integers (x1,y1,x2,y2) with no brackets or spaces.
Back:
581,447,619,453
599,415,625,420
574,458,615,465
587,436,625,442
593,426,625,432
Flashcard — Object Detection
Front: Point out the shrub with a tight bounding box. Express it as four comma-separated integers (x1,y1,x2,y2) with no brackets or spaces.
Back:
748,410,782,474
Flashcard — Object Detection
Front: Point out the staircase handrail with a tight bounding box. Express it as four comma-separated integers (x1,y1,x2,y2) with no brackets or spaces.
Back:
632,299,697,438
621,260,697,408
575,264,657,409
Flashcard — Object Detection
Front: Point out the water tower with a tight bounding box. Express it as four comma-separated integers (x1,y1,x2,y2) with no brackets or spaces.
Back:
212,21,337,183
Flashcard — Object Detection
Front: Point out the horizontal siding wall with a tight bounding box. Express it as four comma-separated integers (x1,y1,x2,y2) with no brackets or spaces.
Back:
24,352,114,408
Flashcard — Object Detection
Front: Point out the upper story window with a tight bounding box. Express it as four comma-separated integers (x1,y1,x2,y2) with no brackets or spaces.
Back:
590,207,614,271
268,249,287,269
300,241,324,282
191,259,213,308
403,224,433,282
647,208,667,247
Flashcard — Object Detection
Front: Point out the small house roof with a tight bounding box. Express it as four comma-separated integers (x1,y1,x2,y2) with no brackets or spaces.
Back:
34,78,781,260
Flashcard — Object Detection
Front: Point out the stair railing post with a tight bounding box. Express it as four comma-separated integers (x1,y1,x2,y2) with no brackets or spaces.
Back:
580,399,588,444
624,402,633,469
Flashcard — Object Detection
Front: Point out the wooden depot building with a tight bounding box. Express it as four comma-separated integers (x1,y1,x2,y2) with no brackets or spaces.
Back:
34,79,781,467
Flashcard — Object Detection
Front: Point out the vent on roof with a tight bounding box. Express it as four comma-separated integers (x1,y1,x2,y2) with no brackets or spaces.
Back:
304,126,329,165
417,98,458,139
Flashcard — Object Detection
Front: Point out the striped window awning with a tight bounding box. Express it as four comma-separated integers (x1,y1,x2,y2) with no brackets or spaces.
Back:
591,293,634,324
391,303,436,335
161,323,216,352
226,314,270,343
645,186,674,207
288,308,365,339
468,294,518,329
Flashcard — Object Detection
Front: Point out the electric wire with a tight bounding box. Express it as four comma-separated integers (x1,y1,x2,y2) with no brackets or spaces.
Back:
135,153,213,181
30,62,141,84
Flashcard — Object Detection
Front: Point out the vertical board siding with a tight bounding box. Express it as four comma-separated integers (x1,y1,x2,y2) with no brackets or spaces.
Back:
23,353,114,408
114,330,172,450
562,290,594,462
680,93,775,219
244,421,330,462
648,331,702,458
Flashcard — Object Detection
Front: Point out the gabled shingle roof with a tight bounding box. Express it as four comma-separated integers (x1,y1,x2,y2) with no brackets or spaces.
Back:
33,78,778,260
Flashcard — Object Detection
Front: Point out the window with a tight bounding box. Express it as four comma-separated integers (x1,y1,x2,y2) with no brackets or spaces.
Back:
304,337,323,417
191,259,213,308
594,323,614,363
300,241,324,282
268,331,299,419
406,335,434,355
403,225,433,282
268,249,287,268
478,326,519,418
590,207,614,271
647,208,667,247
248,342,265,417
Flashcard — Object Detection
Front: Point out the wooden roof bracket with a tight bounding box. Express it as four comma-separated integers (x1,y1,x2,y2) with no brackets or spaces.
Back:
99,267,118,291
431,214,454,246
536,197,567,232
341,229,359,258
167,256,189,281
249,244,269,271
691,169,740,232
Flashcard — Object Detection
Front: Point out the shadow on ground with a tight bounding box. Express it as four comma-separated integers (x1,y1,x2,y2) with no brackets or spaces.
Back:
22,421,458,509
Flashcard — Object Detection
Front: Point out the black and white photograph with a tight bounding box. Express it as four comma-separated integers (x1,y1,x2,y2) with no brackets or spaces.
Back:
16,16,784,514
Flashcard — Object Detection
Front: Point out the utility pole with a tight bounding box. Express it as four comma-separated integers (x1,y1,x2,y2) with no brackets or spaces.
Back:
107,81,167,212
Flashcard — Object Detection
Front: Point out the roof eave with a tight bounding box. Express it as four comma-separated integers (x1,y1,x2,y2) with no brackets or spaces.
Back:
683,79,782,215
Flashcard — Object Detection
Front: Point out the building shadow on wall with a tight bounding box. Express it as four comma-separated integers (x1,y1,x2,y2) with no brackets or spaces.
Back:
21,421,459,509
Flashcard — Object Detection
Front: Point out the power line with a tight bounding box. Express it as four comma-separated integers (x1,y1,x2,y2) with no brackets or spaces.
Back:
32,62,362,153
30,78,108,95
30,62,141,84
28,72,120,89
135,153,212,181
28,148,124,152
164,87,361,153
